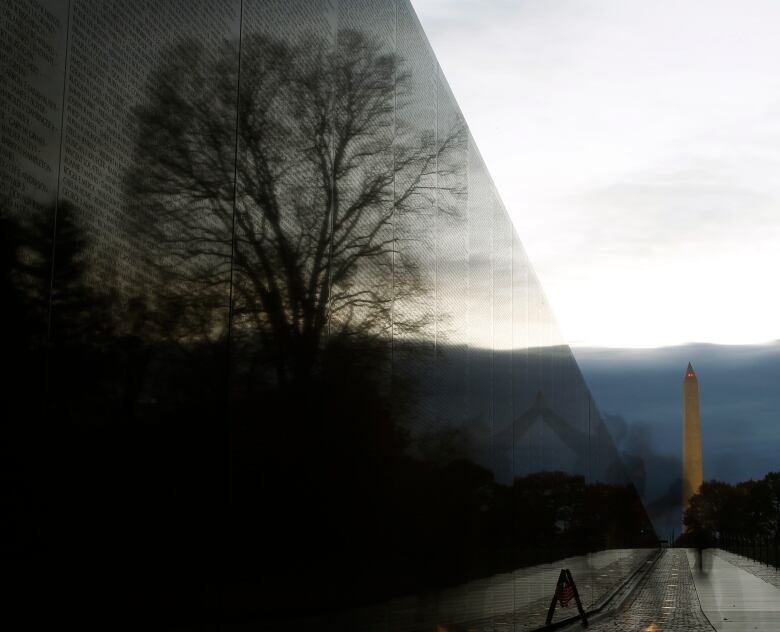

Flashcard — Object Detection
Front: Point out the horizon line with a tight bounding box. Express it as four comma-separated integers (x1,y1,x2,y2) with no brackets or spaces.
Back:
570,340,780,350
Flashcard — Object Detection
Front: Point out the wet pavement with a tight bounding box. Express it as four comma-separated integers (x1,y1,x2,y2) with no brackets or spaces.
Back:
685,549,780,631
578,548,715,632
271,548,780,631
297,549,657,631
713,549,780,590
571,548,780,632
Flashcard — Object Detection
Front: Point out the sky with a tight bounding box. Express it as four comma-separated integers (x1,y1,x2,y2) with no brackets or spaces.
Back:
576,342,780,533
412,0,780,348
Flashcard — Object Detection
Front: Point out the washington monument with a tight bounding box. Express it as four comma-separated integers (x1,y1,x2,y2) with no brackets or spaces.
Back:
682,362,703,531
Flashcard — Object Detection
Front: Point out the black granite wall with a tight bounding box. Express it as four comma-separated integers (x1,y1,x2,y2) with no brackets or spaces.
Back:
1,0,655,626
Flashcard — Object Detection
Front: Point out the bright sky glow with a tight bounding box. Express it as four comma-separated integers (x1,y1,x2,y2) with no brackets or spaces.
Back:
413,0,780,348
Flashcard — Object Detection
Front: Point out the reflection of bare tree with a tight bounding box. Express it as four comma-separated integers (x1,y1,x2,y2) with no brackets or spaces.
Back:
127,30,464,387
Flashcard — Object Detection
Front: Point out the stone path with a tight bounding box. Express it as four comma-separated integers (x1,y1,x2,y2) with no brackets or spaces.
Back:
685,549,780,631
577,549,715,632
579,548,780,632
712,549,780,590
331,548,656,631
257,547,780,631
429,549,654,631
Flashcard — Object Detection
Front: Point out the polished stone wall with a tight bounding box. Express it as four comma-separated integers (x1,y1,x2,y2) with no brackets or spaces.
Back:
1,0,655,626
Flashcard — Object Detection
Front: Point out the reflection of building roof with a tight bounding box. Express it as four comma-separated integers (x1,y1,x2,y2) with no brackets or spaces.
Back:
512,390,590,457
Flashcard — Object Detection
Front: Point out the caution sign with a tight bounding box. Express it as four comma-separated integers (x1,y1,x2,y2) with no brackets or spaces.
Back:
546,569,588,627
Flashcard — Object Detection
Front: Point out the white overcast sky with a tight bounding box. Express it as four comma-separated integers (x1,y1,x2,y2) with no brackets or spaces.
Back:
412,0,780,348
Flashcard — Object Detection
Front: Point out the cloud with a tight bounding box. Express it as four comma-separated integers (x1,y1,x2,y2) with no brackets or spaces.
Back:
413,0,780,347
570,160,777,254
575,342,780,483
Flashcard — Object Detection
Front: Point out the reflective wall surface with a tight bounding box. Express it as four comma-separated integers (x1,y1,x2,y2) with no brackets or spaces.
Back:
1,0,656,627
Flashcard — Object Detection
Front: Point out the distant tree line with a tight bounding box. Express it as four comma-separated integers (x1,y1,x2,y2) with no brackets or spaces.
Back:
683,472,780,542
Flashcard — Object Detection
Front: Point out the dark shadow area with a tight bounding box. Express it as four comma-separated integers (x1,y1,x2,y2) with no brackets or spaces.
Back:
1,13,656,629
0,196,656,625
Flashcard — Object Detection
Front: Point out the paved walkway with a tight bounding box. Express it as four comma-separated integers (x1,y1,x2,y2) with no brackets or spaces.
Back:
713,549,780,590
686,549,780,631
580,548,715,632
315,548,656,631
432,548,655,631
580,548,780,632
272,548,779,631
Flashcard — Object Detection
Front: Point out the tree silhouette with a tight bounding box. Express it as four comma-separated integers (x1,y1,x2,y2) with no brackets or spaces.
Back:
684,473,780,541
127,30,464,390
120,29,472,616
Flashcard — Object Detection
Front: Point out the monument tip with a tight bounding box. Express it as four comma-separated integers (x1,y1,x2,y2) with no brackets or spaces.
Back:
686,362,695,378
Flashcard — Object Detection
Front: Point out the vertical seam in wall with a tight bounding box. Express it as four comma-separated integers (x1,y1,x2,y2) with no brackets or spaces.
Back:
490,167,495,471
386,7,396,611
225,0,244,525
227,0,244,358
325,1,337,340
225,0,245,469
465,130,470,458
511,219,516,617
589,397,593,486
582,390,593,572
433,60,438,397
47,0,73,347
391,0,397,384
432,52,441,617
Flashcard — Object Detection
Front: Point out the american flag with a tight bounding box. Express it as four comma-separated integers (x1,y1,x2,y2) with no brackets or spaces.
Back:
557,577,575,608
